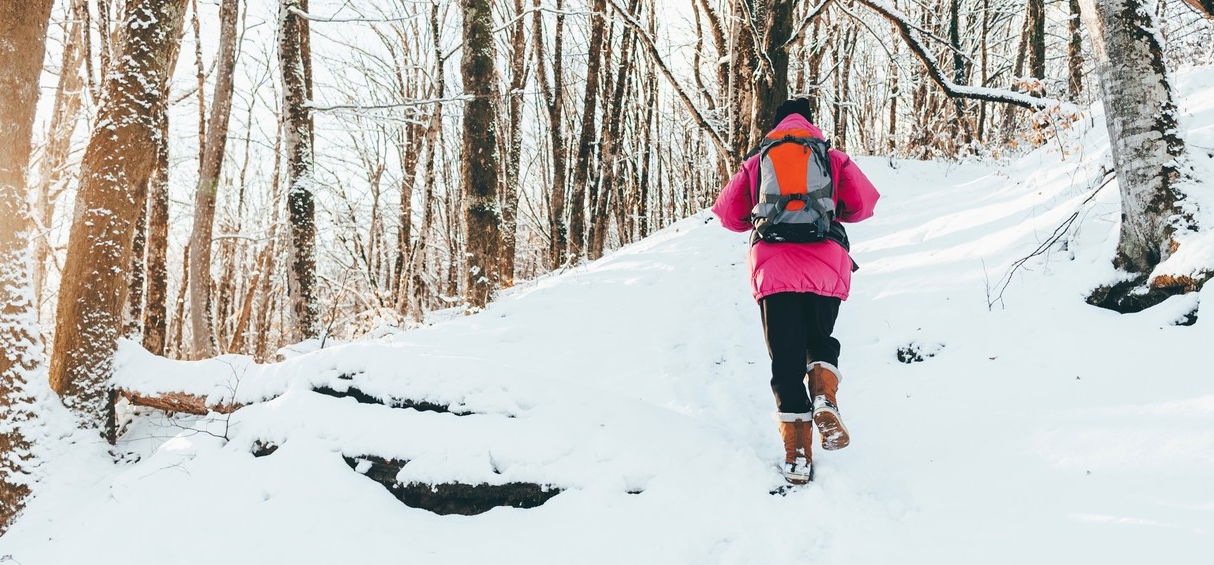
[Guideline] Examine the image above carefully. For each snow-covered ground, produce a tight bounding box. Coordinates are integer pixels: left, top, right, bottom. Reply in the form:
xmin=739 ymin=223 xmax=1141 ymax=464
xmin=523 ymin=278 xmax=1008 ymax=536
xmin=5 ymin=70 xmax=1214 ymax=564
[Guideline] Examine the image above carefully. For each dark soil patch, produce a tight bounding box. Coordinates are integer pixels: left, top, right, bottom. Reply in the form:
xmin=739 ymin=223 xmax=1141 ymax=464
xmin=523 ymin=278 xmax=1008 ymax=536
xmin=313 ymin=385 xmax=475 ymax=416
xmin=344 ymin=455 xmax=562 ymax=515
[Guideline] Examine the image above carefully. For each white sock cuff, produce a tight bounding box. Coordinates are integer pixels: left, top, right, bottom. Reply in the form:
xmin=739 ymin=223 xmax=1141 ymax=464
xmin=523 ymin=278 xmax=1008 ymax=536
xmin=808 ymin=361 xmax=842 ymax=383
xmin=776 ymin=411 xmax=812 ymax=422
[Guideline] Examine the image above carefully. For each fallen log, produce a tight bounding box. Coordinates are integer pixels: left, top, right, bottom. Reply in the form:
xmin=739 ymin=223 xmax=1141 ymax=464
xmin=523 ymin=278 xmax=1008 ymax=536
xmin=117 ymin=388 xmax=245 ymax=416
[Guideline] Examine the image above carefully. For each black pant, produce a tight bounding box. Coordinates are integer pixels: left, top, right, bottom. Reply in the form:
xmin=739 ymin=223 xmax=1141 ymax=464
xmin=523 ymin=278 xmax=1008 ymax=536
xmin=759 ymin=291 xmax=841 ymax=414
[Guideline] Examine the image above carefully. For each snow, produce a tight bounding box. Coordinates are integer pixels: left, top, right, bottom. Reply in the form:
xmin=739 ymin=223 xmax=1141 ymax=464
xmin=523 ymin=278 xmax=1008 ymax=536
xmin=5 ymin=68 xmax=1214 ymax=565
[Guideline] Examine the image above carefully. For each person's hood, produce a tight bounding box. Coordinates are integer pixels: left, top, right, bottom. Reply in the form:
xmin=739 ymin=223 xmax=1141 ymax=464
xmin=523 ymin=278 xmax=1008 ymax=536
xmin=767 ymin=113 xmax=825 ymax=139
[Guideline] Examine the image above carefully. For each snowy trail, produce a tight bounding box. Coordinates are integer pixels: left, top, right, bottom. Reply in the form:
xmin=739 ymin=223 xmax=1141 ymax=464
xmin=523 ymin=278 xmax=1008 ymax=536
xmin=5 ymin=71 xmax=1214 ymax=564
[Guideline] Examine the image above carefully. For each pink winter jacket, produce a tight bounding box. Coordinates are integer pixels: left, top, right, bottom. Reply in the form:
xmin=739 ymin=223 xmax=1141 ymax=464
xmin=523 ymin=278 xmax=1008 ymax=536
xmin=712 ymin=115 xmax=880 ymax=302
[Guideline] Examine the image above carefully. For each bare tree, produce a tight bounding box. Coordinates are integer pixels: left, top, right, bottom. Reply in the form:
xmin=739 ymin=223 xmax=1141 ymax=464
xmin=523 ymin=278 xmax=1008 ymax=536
xmin=31 ymin=0 xmax=88 ymax=315
xmin=533 ymin=0 xmax=568 ymax=269
xmin=0 ymin=0 xmax=54 ymax=534
xmin=568 ymin=0 xmax=607 ymax=261
xmin=142 ymin=117 xmax=171 ymax=356
xmin=280 ymin=0 xmax=319 ymax=339
xmin=460 ymin=0 xmax=504 ymax=308
xmin=1067 ymin=0 xmax=1084 ymax=99
xmin=49 ymin=0 xmax=189 ymax=426
xmin=186 ymin=0 xmax=240 ymax=358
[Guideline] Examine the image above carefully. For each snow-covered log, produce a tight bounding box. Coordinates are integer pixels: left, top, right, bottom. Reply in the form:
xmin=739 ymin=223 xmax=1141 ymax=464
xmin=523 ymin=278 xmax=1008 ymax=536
xmin=118 ymin=389 xmax=244 ymax=416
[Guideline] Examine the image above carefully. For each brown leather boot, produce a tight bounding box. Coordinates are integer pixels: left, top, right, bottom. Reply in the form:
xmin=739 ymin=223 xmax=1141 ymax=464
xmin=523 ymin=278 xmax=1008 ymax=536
xmin=808 ymin=362 xmax=850 ymax=450
xmin=777 ymin=413 xmax=814 ymax=484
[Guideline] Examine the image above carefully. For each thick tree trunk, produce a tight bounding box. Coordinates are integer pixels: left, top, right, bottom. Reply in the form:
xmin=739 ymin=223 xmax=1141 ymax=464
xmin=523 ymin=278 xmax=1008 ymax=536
xmin=187 ymin=0 xmax=240 ymax=358
xmin=749 ymin=0 xmax=798 ymax=143
xmin=568 ymin=0 xmax=607 ymax=260
xmin=142 ymin=117 xmax=171 ymax=356
xmin=279 ymin=0 xmax=319 ymax=339
xmin=1079 ymin=0 xmax=1190 ymax=274
xmin=49 ymin=0 xmax=188 ymax=427
xmin=460 ymin=0 xmax=503 ymax=308
xmin=0 ymin=0 xmax=54 ymax=534
xmin=728 ymin=0 xmax=758 ymax=159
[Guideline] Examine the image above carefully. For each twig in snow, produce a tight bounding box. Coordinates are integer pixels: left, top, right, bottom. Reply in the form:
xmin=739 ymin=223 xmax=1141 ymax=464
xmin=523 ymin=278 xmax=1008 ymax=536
xmin=987 ymin=172 xmax=1116 ymax=309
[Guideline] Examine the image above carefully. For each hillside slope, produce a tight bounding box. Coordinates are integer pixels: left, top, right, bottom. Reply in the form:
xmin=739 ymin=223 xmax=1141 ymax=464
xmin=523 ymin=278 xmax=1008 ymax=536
xmin=3 ymin=69 xmax=1213 ymax=564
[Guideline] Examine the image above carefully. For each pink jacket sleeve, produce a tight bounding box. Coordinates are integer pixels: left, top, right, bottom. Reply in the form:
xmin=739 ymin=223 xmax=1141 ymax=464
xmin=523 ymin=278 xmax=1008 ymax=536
xmin=711 ymin=161 xmax=756 ymax=233
xmin=832 ymin=152 xmax=880 ymax=223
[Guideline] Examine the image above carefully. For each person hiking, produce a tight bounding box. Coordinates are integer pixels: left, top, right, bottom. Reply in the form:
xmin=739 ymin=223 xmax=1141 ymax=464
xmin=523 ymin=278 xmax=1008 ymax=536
xmin=711 ymin=98 xmax=880 ymax=484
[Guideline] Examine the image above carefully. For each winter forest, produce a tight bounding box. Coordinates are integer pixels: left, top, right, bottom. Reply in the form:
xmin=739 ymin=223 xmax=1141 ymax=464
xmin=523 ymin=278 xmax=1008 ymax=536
xmin=2 ymin=0 xmax=1214 ymax=561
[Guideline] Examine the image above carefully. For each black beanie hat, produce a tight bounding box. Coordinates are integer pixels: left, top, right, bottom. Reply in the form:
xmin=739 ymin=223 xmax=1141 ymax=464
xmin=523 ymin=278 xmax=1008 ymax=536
xmin=771 ymin=98 xmax=813 ymax=130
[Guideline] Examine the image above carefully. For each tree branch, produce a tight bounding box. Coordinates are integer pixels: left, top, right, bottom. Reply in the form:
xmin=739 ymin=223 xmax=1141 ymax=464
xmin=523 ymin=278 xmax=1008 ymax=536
xmin=855 ymin=0 xmax=1056 ymax=109
xmin=604 ymin=0 xmax=734 ymax=162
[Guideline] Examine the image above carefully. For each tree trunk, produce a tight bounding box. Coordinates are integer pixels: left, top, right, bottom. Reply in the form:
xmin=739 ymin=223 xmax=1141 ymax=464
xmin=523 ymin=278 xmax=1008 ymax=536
xmin=534 ymin=0 xmax=568 ymax=269
xmin=1067 ymin=0 xmax=1084 ymax=99
xmin=497 ymin=0 xmax=528 ymax=285
xmin=279 ymin=0 xmax=319 ymax=340
xmin=1027 ymin=0 xmax=1046 ymax=92
xmin=142 ymin=117 xmax=171 ymax=356
xmin=460 ymin=0 xmax=503 ymax=308
xmin=749 ymin=0 xmax=798 ymax=142
xmin=125 ymin=190 xmax=148 ymax=337
xmin=31 ymin=0 xmax=88 ymax=317
xmin=568 ymin=0 xmax=607 ymax=260
xmin=0 ymin=0 xmax=54 ymax=534
xmin=727 ymin=0 xmax=758 ymax=160
xmin=49 ymin=0 xmax=188 ymax=427
xmin=1079 ymin=0 xmax=1190 ymax=274
xmin=187 ymin=0 xmax=240 ymax=359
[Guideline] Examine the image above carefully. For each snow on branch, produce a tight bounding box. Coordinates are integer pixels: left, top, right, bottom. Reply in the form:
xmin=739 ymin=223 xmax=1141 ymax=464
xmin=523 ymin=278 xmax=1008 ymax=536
xmin=287 ymin=7 xmax=421 ymax=24
xmin=855 ymin=0 xmax=1065 ymax=110
xmin=307 ymin=94 xmax=474 ymax=112
xmin=604 ymin=0 xmax=733 ymax=162
xmin=783 ymin=0 xmax=835 ymax=49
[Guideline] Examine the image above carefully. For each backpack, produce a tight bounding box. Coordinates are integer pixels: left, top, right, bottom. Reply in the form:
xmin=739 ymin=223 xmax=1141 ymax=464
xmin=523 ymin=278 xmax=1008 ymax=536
xmin=746 ymin=134 xmax=858 ymax=270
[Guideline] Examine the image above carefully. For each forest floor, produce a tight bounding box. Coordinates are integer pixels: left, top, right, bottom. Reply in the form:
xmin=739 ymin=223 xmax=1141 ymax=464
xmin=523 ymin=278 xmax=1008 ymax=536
xmin=3 ymin=68 xmax=1214 ymax=564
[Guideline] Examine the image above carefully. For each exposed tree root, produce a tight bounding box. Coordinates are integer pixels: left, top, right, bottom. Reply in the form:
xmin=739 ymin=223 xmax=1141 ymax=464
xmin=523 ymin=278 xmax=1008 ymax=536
xmin=1086 ymin=271 xmax=1210 ymax=314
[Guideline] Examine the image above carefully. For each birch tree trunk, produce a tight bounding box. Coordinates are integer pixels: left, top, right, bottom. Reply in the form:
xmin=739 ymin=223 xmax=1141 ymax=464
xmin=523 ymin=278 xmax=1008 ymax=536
xmin=0 ymin=0 xmax=54 ymax=534
xmin=187 ymin=0 xmax=240 ymax=358
xmin=1079 ymin=0 xmax=1190 ymax=274
xmin=460 ymin=0 xmax=503 ymax=308
xmin=279 ymin=0 xmax=319 ymax=339
xmin=49 ymin=0 xmax=188 ymax=427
